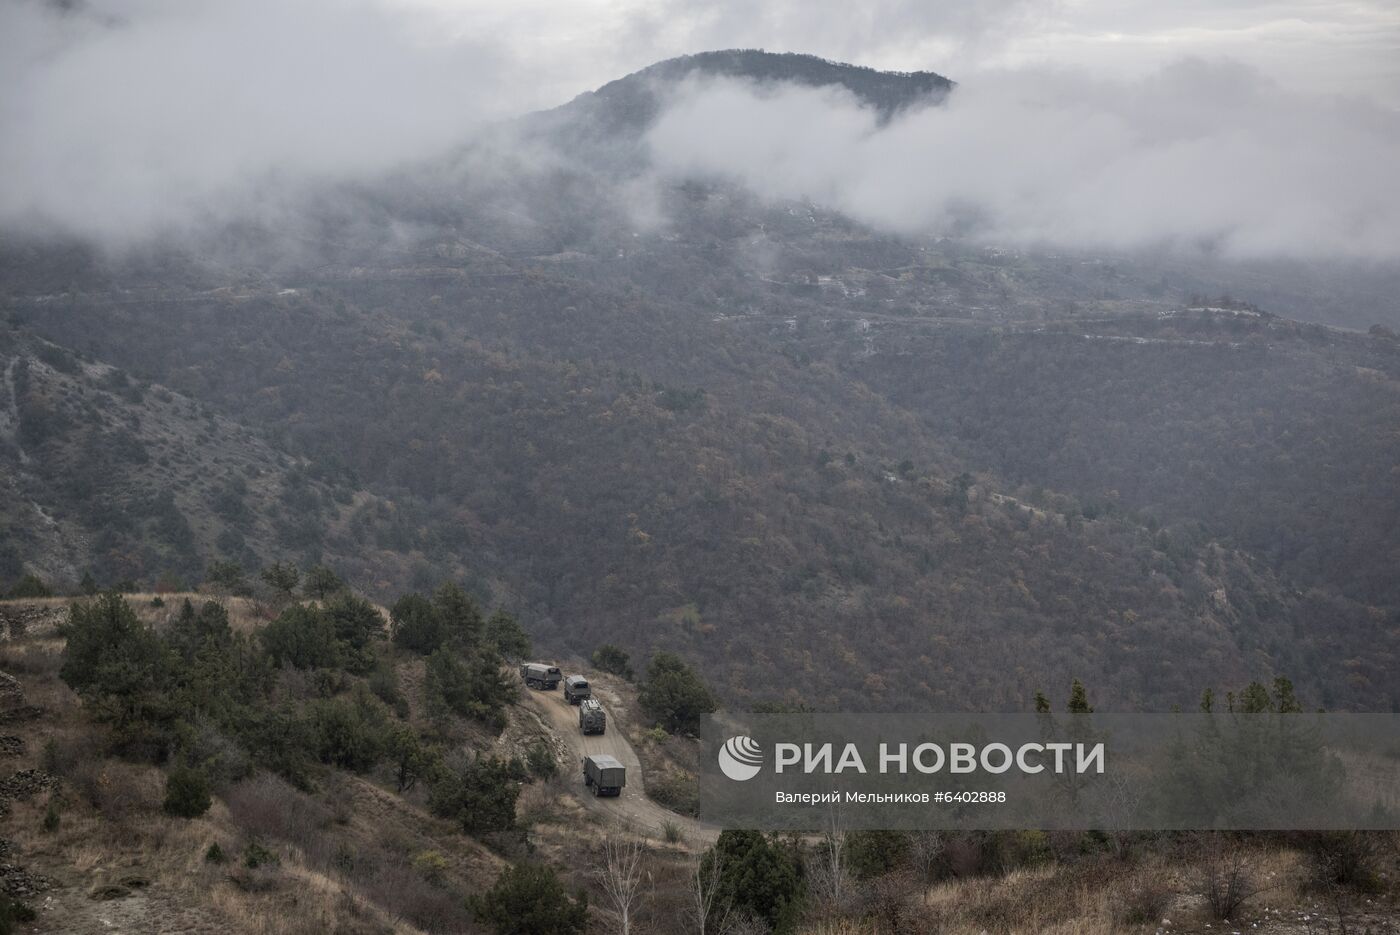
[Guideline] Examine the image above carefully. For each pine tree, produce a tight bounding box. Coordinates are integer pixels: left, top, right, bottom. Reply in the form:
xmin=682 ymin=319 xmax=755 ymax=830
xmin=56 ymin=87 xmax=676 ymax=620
xmin=1067 ymin=679 xmax=1093 ymax=714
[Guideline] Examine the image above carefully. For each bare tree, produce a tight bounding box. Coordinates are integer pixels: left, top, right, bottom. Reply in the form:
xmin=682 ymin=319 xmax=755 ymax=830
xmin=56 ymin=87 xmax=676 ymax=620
xmin=807 ymin=801 xmax=853 ymax=915
xmin=688 ymin=849 xmax=730 ymax=935
xmin=596 ymin=836 xmax=647 ymax=935
xmin=907 ymin=831 xmax=943 ymax=903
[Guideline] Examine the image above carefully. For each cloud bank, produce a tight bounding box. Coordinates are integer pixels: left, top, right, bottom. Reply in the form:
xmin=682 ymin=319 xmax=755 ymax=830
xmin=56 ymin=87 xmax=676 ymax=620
xmin=646 ymin=61 xmax=1400 ymax=259
xmin=0 ymin=0 xmax=509 ymax=241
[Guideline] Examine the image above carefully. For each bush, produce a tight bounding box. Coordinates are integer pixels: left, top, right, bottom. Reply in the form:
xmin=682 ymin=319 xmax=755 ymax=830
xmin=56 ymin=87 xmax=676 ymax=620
xmin=1302 ymin=831 xmax=1384 ymax=893
xmin=6 ymin=574 xmax=51 ymax=598
xmin=243 ymin=840 xmax=279 ymax=869
xmin=592 ymin=643 xmax=634 ymax=680
xmin=467 ymin=863 xmax=588 ymax=935
xmin=524 ymin=741 xmax=557 ymax=780
xmin=205 ymin=842 xmax=228 ymax=864
xmin=1114 ymin=878 xmax=1173 ymax=925
xmin=304 ymin=691 xmax=390 ymax=772
xmin=41 ymin=796 xmax=59 ymax=833
xmin=0 ymin=895 xmax=36 ymax=934
xmin=847 ymin=830 xmax=909 ymax=880
xmin=163 ymin=764 xmax=213 ymax=818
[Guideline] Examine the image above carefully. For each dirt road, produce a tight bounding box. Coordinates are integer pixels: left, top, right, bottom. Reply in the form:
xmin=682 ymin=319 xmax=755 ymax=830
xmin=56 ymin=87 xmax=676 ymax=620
xmin=516 ymin=683 xmax=718 ymax=846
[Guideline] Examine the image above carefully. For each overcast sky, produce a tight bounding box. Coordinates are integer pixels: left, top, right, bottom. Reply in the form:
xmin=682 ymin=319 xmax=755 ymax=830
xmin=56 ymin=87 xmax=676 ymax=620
xmin=3 ymin=0 xmax=1398 ymax=251
xmin=397 ymin=0 xmax=1400 ymax=109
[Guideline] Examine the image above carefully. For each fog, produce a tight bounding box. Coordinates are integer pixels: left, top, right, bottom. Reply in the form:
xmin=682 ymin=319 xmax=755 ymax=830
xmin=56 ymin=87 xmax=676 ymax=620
xmin=646 ymin=62 xmax=1400 ymax=260
xmin=0 ymin=0 xmax=510 ymax=241
xmin=4 ymin=1 xmax=1399 ymax=261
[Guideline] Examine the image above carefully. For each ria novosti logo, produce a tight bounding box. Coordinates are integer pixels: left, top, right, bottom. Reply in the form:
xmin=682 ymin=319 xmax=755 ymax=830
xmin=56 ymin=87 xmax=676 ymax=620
xmin=718 ymin=736 xmax=764 ymax=781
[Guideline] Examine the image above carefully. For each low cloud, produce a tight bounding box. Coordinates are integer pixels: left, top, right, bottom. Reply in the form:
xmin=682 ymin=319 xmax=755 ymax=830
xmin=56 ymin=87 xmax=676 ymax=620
xmin=646 ymin=61 xmax=1400 ymax=259
xmin=0 ymin=0 xmax=510 ymax=241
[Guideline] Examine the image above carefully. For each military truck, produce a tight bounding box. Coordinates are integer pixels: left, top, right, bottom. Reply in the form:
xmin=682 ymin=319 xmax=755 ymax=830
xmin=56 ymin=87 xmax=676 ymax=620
xmin=579 ymin=698 xmax=606 ymax=735
xmin=563 ymin=674 xmax=592 ymax=705
xmin=583 ymin=754 xmax=625 ymax=797
xmin=520 ymin=662 xmax=562 ymax=690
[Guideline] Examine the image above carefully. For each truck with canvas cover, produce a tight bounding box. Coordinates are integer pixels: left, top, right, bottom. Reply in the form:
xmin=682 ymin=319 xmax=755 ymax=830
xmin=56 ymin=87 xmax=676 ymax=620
xmin=579 ymin=698 xmax=606 ymax=735
xmin=583 ymin=754 xmax=625 ymax=796
xmin=563 ymin=674 xmax=592 ymax=704
xmin=520 ymin=662 xmax=562 ymax=690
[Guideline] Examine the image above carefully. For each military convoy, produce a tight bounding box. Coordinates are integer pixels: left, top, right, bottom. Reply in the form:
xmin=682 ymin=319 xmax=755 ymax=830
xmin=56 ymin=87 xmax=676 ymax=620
xmin=583 ymin=754 xmax=626 ymax=796
xmin=517 ymin=662 xmax=624 ymax=793
xmin=578 ymin=698 xmax=606 ymax=735
xmin=563 ymin=675 xmax=591 ymax=704
xmin=519 ymin=662 xmax=562 ymax=690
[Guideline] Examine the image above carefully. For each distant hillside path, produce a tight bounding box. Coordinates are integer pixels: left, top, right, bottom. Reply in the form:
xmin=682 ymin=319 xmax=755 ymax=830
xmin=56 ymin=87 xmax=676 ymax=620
xmin=517 ymin=685 xmax=718 ymax=846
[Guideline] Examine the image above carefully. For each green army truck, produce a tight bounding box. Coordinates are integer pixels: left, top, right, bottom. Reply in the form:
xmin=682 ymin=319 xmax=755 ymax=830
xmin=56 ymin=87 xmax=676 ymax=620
xmin=582 ymin=754 xmax=625 ymax=797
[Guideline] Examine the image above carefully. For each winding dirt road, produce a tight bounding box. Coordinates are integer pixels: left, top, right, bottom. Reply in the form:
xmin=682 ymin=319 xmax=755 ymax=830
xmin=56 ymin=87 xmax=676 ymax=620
xmin=516 ymin=682 xmax=718 ymax=846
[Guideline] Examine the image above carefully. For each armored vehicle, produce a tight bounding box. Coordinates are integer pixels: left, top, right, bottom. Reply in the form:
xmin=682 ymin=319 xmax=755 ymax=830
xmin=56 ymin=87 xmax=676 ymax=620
xmin=583 ymin=754 xmax=625 ymax=796
xmin=519 ymin=662 xmax=562 ymax=690
xmin=579 ymin=698 xmax=606 ymax=735
xmin=563 ymin=674 xmax=592 ymax=705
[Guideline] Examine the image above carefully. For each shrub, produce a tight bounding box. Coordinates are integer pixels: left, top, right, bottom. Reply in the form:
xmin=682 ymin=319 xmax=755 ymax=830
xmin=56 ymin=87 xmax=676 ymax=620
xmin=163 ymin=764 xmax=213 ymax=818
xmin=1302 ymin=831 xmax=1384 ymax=893
xmin=467 ymin=863 xmax=588 ymax=935
xmin=243 ymin=840 xmax=279 ymax=869
xmin=592 ymin=643 xmax=634 ymax=680
xmin=6 ymin=574 xmax=52 ymax=598
xmin=205 ymin=842 xmax=228 ymax=864
xmin=524 ymin=741 xmax=557 ymax=780
xmin=1199 ymin=840 xmax=1267 ymax=920
xmin=40 ymin=796 xmax=59 ymax=833
xmin=847 ymin=830 xmax=909 ymax=880
xmin=304 ymin=691 xmax=390 ymax=772
xmin=648 ymin=771 xmax=699 ymax=817
xmin=412 ymin=850 xmax=450 ymax=886
xmin=1114 ymin=878 xmax=1173 ymax=925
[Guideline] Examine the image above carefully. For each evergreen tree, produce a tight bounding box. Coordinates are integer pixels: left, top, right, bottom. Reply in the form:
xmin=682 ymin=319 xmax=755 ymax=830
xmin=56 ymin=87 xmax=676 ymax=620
xmin=484 ymin=609 xmax=531 ymax=660
xmin=639 ymin=652 xmax=716 ymax=735
xmin=59 ymin=593 xmax=177 ymax=757
xmin=433 ymin=581 xmax=483 ymax=648
xmin=259 ymin=604 xmax=341 ymax=669
xmin=389 ymin=592 xmax=442 ymax=655
xmin=163 ymin=764 xmax=212 ymax=818
xmin=702 ymin=831 xmax=804 ymax=933
xmin=302 ymin=564 xmax=344 ymax=600
xmin=1067 ymin=679 xmax=1093 ymax=714
xmin=260 ymin=561 xmax=300 ymax=599
xmin=430 ymin=756 xmax=519 ymax=834
xmin=467 ymin=863 xmax=588 ymax=935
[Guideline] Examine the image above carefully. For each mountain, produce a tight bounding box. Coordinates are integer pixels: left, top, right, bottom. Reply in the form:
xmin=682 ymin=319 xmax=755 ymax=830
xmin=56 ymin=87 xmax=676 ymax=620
xmin=1 ymin=54 xmax=1397 ymax=712
xmin=547 ymin=49 xmax=952 ymax=134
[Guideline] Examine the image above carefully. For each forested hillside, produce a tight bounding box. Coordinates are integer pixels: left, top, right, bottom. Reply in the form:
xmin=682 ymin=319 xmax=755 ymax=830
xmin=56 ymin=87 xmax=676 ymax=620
xmin=2 ymin=51 xmax=1398 ymax=713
